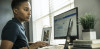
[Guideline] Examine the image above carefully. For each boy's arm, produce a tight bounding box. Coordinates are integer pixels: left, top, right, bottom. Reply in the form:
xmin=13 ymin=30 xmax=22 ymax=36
xmin=0 ymin=40 xmax=14 ymax=49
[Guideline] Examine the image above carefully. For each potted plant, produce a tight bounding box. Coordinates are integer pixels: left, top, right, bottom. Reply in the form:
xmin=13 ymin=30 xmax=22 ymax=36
xmin=80 ymin=13 xmax=96 ymax=40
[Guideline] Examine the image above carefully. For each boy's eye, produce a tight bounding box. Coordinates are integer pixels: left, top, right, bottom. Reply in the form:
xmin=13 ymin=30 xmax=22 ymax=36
xmin=24 ymin=8 xmax=28 ymax=11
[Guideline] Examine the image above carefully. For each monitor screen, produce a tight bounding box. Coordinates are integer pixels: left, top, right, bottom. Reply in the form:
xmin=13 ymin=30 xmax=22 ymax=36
xmin=54 ymin=7 xmax=78 ymax=39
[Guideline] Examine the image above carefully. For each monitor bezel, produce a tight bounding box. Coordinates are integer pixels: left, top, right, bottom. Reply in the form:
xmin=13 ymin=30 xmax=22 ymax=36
xmin=54 ymin=7 xmax=79 ymax=39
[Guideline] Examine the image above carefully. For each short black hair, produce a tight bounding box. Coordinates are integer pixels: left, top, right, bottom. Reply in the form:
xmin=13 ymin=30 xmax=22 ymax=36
xmin=11 ymin=0 xmax=28 ymax=9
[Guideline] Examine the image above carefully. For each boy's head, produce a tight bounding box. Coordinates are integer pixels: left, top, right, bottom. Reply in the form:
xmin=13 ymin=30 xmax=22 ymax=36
xmin=11 ymin=0 xmax=28 ymax=9
xmin=11 ymin=0 xmax=31 ymax=22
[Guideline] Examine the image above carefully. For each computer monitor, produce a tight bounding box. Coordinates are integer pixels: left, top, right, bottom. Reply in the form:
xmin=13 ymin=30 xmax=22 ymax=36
xmin=54 ymin=7 xmax=78 ymax=40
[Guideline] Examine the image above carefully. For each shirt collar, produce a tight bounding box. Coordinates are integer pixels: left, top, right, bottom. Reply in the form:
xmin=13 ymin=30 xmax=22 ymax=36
xmin=12 ymin=18 xmax=25 ymax=30
xmin=12 ymin=18 xmax=22 ymax=26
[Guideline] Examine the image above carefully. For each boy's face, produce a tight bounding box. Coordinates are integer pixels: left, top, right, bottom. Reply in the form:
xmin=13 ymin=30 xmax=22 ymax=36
xmin=14 ymin=1 xmax=31 ymax=22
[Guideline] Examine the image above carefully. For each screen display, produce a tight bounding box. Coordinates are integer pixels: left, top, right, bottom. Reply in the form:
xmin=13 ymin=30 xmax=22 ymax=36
xmin=54 ymin=7 xmax=78 ymax=39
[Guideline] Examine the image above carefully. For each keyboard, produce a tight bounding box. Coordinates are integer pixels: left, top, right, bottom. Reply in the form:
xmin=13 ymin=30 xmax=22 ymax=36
xmin=38 ymin=45 xmax=64 ymax=49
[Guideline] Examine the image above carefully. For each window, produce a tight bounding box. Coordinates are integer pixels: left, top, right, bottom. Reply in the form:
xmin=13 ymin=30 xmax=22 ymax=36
xmin=31 ymin=0 xmax=74 ymax=42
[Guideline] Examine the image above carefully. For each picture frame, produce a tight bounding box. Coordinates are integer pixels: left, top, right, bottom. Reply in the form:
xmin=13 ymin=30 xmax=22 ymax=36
xmin=41 ymin=27 xmax=52 ymax=44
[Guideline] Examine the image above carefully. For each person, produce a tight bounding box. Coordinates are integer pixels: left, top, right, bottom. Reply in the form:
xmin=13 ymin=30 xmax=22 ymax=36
xmin=0 ymin=0 xmax=48 ymax=49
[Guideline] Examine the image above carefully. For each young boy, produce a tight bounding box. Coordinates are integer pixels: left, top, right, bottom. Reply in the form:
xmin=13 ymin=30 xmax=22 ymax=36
xmin=0 ymin=0 xmax=48 ymax=49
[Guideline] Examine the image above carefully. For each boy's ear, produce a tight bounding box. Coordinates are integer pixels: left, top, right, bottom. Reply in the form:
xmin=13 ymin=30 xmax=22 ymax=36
xmin=13 ymin=8 xmax=18 ymax=14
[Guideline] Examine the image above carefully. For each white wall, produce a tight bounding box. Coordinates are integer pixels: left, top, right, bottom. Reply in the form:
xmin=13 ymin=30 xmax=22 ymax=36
xmin=74 ymin=0 xmax=100 ymax=39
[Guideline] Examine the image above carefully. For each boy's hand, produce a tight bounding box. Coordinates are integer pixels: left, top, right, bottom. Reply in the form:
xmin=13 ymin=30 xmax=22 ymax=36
xmin=30 ymin=41 xmax=49 ymax=49
xmin=35 ymin=41 xmax=48 ymax=48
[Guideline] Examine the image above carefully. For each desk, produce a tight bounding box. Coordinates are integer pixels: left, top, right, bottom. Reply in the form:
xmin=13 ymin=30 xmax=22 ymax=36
xmin=38 ymin=45 xmax=64 ymax=49
xmin=72 ymin=47 xmax=100 ymax=49
xmin=38 ymin=45 xmax=100 ymax=49
xmin=38 ymin=45 xmax=73 ymax=49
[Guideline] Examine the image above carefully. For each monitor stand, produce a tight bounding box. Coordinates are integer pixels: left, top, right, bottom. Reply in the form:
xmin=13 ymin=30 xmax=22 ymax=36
xmin=64 ymin=18 xmax=73 ymax=49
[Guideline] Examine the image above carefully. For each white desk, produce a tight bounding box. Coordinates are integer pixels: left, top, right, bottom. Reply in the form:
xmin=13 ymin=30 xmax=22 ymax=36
xmin=38 ymin=45 xmax=100 ymax=49
xmin=38 ymin=45 xmax=64 ymax=49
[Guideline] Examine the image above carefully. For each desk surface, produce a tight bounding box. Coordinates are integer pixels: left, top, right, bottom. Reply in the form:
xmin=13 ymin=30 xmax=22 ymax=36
xmin=38 ymin=45 xmax=64 ymax=49
xmin=72 ymin=47 xmax=100 ymax=49
xmin=68 ymin=45 xmax=100 ymax=49
xmin=38 ymin=45 xmax=100 ymax=49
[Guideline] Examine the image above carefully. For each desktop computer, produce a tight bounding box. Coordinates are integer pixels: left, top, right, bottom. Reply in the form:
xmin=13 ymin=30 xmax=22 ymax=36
xmin=40 ymin=7 xmax=79 ymax=49
xmin=54 ymin=7 xmax=78 ymax=39
xmin=54 ymin=7 xmax=78 ymax=49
